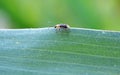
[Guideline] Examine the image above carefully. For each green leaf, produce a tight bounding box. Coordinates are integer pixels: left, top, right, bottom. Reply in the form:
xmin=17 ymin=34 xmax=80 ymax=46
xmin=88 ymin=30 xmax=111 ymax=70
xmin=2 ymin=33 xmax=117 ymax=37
xmin=0 ymin=27 xmax=120 ymax=75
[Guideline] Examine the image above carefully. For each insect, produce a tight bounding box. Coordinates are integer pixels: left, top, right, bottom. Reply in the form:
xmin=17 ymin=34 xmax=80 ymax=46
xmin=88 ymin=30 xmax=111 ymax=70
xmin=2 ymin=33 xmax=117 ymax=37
xmin=55 ymin=24 xmax=70 ymax=30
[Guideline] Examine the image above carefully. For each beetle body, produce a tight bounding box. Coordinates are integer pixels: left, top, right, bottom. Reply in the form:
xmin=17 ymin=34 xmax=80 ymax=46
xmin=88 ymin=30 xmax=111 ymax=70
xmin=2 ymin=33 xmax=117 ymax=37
xmin=55 ymin=24 xmax=70 ymax=30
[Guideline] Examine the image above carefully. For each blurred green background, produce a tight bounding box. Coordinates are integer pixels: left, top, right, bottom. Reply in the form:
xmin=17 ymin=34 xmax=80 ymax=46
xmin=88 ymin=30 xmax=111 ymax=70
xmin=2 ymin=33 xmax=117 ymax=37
xmin=0 ymin=0 xmax=120 ymax=30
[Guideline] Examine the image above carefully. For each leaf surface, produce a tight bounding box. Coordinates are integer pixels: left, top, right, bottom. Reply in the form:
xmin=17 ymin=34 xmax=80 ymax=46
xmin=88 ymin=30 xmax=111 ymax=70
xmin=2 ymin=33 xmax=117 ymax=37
xmin=0 ymin=28 xmax=120 ymax=75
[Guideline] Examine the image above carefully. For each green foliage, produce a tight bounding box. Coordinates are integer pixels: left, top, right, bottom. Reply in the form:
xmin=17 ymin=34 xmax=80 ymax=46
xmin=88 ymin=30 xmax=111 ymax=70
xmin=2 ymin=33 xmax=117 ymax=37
xmin=0 ymin=28 xmax=120 ymax=75
xmin=0 ymin=0 xmax=120 ymax=30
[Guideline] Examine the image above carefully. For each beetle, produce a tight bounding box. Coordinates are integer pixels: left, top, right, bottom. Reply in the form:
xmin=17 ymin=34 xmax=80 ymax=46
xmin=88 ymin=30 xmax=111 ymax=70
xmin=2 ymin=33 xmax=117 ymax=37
xmin=55 ymin=24 xmax=70 ymax=30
